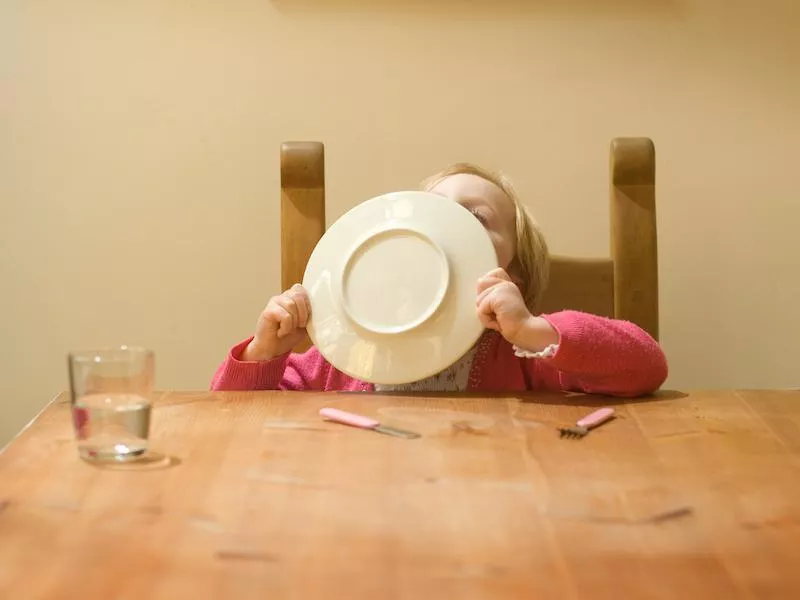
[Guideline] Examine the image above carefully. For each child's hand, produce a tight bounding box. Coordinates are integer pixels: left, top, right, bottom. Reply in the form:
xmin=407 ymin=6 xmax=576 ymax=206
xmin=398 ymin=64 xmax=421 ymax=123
xmin=476 ymin=268 xmax=559 ymax=352
xmin=242 ymin=284 xmax=311 ymax=361
xmin=476 ymin=268 xmax=533 ymax=343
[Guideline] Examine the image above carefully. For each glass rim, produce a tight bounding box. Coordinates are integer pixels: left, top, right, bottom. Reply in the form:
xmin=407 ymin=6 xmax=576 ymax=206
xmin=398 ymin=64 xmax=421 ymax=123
xmin=68 ymin=345 xmax=154 ymax=363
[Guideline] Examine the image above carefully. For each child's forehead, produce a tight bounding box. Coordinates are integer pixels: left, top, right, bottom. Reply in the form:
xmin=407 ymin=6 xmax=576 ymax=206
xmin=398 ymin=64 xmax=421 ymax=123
xmin=430 ymin=173 xmax=515 ymax=214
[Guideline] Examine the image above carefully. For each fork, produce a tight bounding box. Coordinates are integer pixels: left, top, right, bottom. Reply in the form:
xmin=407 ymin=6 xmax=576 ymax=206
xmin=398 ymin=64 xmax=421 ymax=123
xmin=558 ymin=407 xmax=615 ymax=438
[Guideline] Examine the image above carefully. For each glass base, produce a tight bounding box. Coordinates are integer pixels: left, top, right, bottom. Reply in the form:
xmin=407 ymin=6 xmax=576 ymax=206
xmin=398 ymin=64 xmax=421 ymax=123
xmin=78 ymin=444 xmax=148 ymax=463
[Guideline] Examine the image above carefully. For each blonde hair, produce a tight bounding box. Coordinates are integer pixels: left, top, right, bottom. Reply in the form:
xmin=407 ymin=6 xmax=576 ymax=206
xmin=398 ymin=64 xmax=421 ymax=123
xmin=421 ymin=163 xmax=550 ymax=313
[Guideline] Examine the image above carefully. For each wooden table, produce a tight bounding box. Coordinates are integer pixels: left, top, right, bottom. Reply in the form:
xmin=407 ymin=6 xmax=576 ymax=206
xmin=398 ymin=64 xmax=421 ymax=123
xmin=1 ymin=390 xmax=799 ymax=599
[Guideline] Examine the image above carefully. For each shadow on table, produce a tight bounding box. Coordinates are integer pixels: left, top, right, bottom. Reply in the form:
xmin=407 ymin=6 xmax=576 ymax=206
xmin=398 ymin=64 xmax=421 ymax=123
xmin=364 ymin=389 xmax=688 ymax=406
xmin=518 ymin=389 xmax=689 ymax=406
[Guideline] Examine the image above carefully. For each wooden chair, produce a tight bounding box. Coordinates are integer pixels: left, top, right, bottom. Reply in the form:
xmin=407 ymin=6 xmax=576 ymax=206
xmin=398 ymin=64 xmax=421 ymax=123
xmin=280 ymin=138 xmax=658 ymax=342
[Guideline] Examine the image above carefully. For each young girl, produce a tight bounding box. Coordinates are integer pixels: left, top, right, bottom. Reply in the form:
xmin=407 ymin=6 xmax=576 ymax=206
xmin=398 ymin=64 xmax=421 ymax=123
xmin=211 ymin=164 xmax=667 ymax=397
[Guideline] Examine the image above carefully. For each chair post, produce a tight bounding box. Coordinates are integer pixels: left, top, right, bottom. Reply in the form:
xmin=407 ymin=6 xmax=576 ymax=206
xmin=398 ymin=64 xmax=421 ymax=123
xmin=609 ymin=138 xmax=659 ymax=340
xmin=280 ymin=142 xmax=326 ymax=291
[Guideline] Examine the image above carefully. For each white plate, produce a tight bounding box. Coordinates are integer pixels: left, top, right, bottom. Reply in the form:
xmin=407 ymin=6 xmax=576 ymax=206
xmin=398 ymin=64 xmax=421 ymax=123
xmin=303 ymin=191 xmax=497 ymax=385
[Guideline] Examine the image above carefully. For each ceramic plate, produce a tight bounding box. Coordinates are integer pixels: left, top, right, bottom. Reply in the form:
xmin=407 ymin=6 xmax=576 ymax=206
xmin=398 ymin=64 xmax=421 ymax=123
xmin=303 ymin=191 xmax=497 ymax=385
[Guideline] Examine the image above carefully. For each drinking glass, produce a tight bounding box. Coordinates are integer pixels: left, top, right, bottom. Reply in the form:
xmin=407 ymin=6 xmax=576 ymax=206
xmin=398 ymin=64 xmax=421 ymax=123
xmin=68 ymin=346 xmax=155 ymax=462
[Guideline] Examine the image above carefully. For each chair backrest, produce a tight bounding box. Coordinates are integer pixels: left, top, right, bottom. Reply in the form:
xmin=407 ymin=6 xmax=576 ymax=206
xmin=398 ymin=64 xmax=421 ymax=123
xmin=279 ymin=138 xmax=658 ymax=341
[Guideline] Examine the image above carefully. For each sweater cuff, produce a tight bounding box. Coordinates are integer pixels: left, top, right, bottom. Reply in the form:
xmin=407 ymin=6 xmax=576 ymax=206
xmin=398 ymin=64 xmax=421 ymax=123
xmin=513 ymin=343 xmax=559 ymax=359
xmin=221 ymin=337 xmax=290 ymax=389
xmin=536 ymin=312 xmax=588 ymax=365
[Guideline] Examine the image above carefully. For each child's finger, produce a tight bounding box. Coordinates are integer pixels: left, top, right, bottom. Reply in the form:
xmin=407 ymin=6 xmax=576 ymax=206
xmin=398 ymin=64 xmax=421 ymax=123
xmin=483 ymin=267 xmax=512 ymax=282
xmin=263 ymin=305 xmax=290 ymax=337
xmin=477 ymin=306 xmax=493 ymax=328
xmin=273 ymin=297 xmax=299 ymax=336
xmin=477 ymin=269 xmax=516 ymax=294
xmin=289 ymin=283 xmax=308 ymax=300
xmin=289 ymin=284 xmax=312 ymax=328
xmin=477 ymin=294 xmax=499 ymax=328
xmin=289 ymin=290 xmax=309 ymax=328
xmin=278 ymin=310 xmax=294 ymax=338
xmin=477 ymin=276 xmax=503 ymax=295
xmin=476 ymin=283 xmax=502 ymax=307
xmin=303 ymin=294 xmax=312 ymax=324
xmin=477 ymin=308 xmax=501 ymax=332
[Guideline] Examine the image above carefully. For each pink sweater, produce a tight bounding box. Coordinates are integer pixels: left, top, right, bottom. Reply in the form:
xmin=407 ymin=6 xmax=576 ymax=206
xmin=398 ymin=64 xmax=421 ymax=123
xmin=211 ymin=311 xmax=668 ymax=398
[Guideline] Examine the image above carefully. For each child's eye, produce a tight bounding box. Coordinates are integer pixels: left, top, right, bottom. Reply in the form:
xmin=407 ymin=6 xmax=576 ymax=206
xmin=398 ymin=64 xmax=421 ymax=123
xmin=469 ymin=208 xmax=489 ymax=225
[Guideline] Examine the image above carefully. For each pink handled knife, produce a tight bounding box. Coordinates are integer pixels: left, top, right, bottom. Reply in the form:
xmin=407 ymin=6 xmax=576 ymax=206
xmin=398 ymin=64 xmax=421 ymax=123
xmin=319 ymin=408 xmax=420 ymax=439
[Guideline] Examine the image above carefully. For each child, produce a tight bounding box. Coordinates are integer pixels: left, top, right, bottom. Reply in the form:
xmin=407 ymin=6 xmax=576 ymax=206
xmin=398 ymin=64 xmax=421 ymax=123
xmin=211 ymin=163 xmax=667 ymax=397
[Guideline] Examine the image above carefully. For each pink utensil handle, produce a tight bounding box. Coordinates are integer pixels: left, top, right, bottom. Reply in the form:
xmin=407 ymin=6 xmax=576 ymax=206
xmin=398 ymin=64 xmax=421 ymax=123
xmin=576 ymin=407 xmax=615 ymax=429
xmin=319 ymin=408 xmax=380 ymax=430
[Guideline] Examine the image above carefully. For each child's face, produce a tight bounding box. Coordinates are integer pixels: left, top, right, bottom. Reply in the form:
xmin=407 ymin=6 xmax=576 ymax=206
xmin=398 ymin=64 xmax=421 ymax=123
xmin=428 ymin=174 xmax=517 ymax=272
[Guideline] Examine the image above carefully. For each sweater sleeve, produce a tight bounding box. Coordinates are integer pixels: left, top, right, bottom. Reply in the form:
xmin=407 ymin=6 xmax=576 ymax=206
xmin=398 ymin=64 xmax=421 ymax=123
xmin=528 ymin=311 xmax=668 ymax=397
xmin=210 ymin=337 xmax=333 ymax=391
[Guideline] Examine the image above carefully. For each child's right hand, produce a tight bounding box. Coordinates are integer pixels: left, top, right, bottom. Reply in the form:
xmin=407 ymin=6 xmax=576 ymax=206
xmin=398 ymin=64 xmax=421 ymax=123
xmin=241 ymin=284 xmax=311 ymax=361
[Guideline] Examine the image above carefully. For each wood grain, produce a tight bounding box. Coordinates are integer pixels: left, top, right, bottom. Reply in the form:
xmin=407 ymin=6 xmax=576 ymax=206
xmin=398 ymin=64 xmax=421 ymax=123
xmin=280 ymin=142 xmax=325 ymax=353
xmin=610 ymin=137 xmax=659 ymax=340
xmin=2 ymin=389 xmax=799 ymax=599
xmin=280 ymin=141 xmax=325 ymax=292
xmin=538 ymin=256 xmax=614 ymax=318
xmin=468 ymin=136 xmax=658 ymax=338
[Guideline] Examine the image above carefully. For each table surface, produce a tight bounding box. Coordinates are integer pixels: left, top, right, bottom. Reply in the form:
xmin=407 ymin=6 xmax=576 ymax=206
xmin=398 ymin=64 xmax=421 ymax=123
xmin=1 ymin=389 xmax=799 ymax=599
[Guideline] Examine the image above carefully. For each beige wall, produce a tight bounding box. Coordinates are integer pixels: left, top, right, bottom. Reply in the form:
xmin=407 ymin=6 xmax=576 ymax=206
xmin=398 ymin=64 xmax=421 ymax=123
xmin=2 ymin=0 xmax=798 ymax=446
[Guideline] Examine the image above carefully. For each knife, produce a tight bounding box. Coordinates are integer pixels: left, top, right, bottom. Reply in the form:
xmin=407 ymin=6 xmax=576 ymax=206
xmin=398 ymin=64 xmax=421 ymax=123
xmin=319 ymin=407 xmax=420 ymax=439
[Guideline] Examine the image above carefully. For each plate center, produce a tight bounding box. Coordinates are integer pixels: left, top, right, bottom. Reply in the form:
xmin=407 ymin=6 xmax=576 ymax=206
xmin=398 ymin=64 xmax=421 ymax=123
xmin=341 ymin=228 xmax=449 ymax=334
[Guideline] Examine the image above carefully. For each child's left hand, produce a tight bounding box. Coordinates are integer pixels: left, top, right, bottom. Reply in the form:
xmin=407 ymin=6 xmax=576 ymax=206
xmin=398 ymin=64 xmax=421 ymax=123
xmin=476 ymin=268 xmax=559 ymax=352
xmin=476 ymin=268 xmax=533 ymax=343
